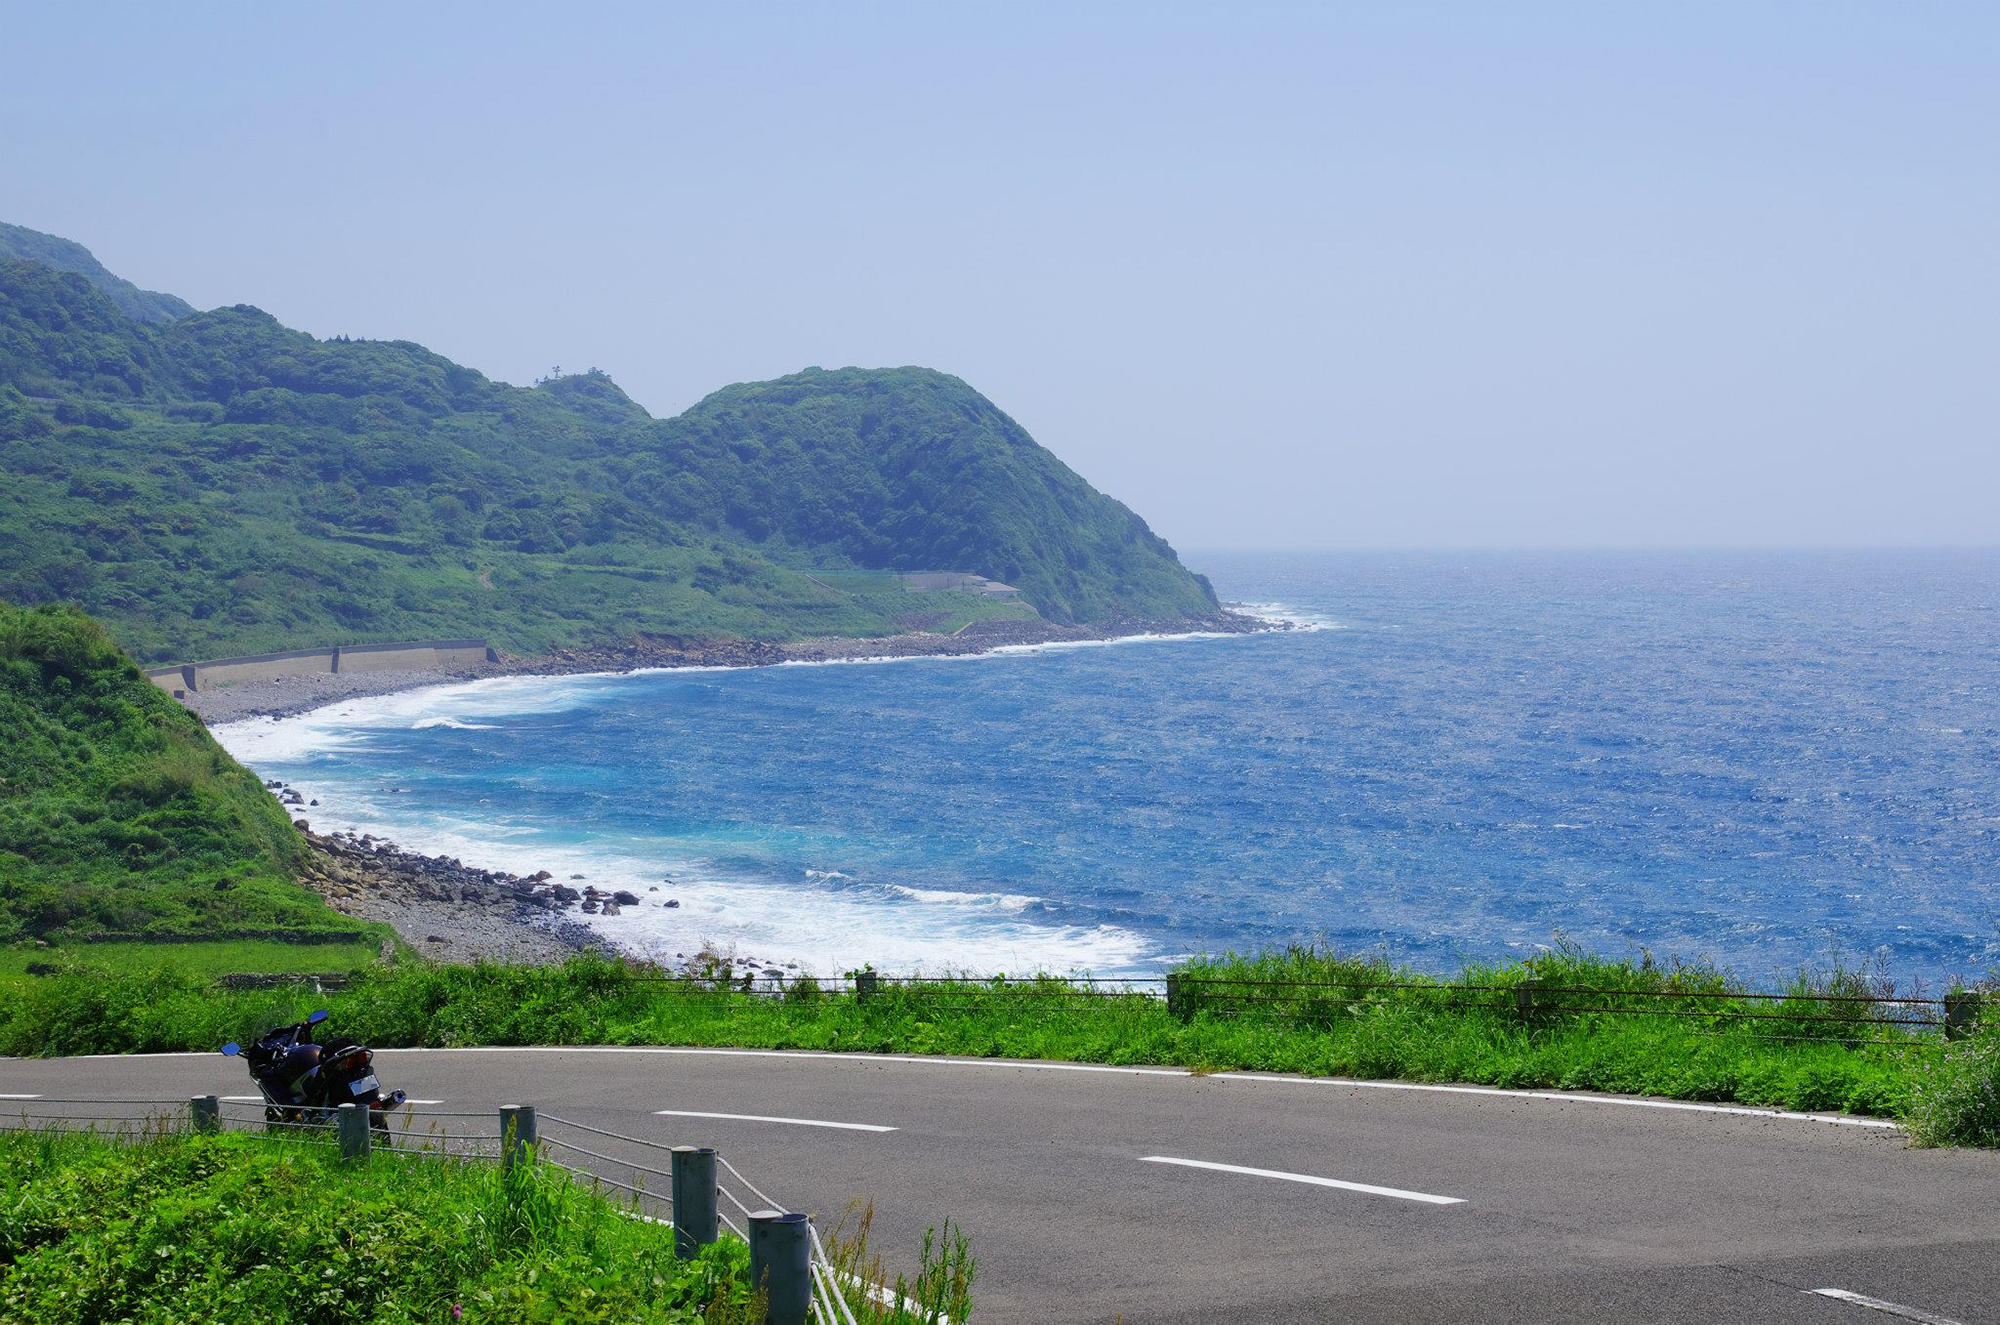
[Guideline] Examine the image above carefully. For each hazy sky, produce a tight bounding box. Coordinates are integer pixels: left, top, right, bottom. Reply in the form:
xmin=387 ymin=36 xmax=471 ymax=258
xmin=5 ymin=3 xmax=1995 ymax=550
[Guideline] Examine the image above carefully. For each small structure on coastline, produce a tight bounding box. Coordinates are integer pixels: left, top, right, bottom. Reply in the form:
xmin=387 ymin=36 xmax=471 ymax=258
xmin=900 ymin=571 xmax=1021 ymax=600
xmin=143 ymin=638 xmax=497 ymax=699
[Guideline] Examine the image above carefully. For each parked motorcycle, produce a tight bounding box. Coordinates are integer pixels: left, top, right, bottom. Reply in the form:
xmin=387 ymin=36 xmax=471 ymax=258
xmin=223 ymin=1010 xmax=408 ymax=1133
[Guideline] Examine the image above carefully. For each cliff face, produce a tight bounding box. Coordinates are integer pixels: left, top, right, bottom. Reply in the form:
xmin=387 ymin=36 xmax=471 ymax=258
xmin=0 ymin=226 xmax=1224 ymax=656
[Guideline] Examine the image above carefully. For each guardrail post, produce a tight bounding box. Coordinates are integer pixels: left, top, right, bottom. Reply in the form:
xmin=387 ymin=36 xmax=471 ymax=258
xmin=336 ymin=1103 xmax=371 ymax=1161
xmin=748 ymin=1210 xmax=811 ymax=1325
xmin=1515 ymin=980 xmax=1536 ymax=1024
xmin=499 ymin=1105 xmax=537 ymax=1171
xmin=1944 ymin=991 xmax=1982 ymax=1041
xmin=1165 ymin=973 xmax=1187 ymax=1022
xmin=855 ymin=970 xmax=879 ymax=1002
xmin=190 ymin=1095 xmax=219 ymax=1135
xmin=671 ymin=1146 xmax=719 ymax=1257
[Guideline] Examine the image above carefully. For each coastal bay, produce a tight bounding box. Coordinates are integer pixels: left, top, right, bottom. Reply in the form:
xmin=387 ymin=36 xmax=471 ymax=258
xmin=212 ymin=550 xmax=2000 ymax=988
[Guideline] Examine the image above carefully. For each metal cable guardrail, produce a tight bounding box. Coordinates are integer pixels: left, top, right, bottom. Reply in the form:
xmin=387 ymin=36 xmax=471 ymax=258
xmin=540 ymin=1114 xmax=679 ymax=1149
xmin=717 ymin=1152 xmax=780 ymax=1212
xmin=6 ymin=1096 xmax=193 ymax=1105
xmin=2 ymin=1113 xmax=164 ymax=1126
xmin=536 ymin=1112 xmax=866 ymax=1322
xmin=540 ymin=1134 xmax=678 ymax=1184
xmin=545 ymin=1163 xmax=659 ymax=1203
xmin=541 ymin=963 xmax=1986 ymax=1047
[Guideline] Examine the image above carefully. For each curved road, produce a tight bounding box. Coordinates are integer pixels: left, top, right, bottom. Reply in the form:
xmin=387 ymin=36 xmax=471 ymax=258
xmin=5 ymin=1047 xmax=1997 ymax=1323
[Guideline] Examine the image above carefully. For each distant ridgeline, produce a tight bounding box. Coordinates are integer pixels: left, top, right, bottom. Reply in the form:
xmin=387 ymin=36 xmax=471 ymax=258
xmin=0 ymin=222 xmax=1222 ymax=664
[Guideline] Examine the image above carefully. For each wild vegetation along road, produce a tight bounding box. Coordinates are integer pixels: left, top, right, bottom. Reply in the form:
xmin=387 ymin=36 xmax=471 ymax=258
xmin=6 ymin=1048 xmax=1997 ymax=1324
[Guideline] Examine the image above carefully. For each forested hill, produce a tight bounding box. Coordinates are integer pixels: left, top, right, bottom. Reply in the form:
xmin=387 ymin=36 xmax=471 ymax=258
xmin=0 ymin=225 xmax=1221 ymax=663
xmin=648 ymin=368 xmax=1218 ymax=624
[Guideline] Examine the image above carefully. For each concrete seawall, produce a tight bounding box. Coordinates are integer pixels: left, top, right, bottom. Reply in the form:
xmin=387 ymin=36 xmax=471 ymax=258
xmin=145 ymin=639 xmax=494 ymax=696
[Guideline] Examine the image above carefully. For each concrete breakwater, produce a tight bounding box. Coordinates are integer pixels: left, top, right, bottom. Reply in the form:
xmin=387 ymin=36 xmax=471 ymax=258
xmin=146 ymin=639 xmax=496 ymax=696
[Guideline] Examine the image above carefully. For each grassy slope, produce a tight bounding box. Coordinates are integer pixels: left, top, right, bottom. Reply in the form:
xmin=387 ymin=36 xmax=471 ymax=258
xmin=0 ymin=237 xmax=1219 ymax=660
xmin=0 ymin=938 xmax=380 ymax=982
xmin=0 ymin=1127 xmax=974 ymax=1323
xmin=0 ymin=601 xmax=373 ymax=945
xmin=0 ymin=1129 xmax=755 ymax=1324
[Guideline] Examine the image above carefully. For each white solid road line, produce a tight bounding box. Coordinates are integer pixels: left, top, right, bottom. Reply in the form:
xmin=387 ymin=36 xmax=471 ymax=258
xmin=654 ymin=1108 xmax=896 ymax=1133
xmin=429 ymin=1044 xmax=1189 ymax=1077
xmin=33 ymin=1044 xmax=1903 ymax=1130
xmin=0 ymin=1093 xmax=41 ymax=1099
xmin=1808 ymin=1288 xmax=1968 ymax=1324
xmin=1140 ymin=1155 xmax=1465 ymax=1205
xmin=1214 ymin=1073 xmax=1904 ymax=1129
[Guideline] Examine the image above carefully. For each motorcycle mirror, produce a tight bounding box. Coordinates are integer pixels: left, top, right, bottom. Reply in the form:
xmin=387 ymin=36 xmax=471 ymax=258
xmin=307 ymin=1010 xmax=330 ymax=1026
xmin=221 ymin=1042 xmax=241 ymax=1056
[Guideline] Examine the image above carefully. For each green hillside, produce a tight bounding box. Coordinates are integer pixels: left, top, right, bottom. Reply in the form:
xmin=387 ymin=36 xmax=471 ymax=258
xmin=649 ymin=368 xmax=1218 ymax=624
xmin=0 ymin=225 xmax=1221 ymax=662
xmin=0 ymin=601 xmax=355 ymax=941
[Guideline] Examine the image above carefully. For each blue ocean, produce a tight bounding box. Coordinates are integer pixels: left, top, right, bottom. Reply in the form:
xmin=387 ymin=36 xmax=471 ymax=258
xmin=216 ymin=551 xmax=2000 ymax=987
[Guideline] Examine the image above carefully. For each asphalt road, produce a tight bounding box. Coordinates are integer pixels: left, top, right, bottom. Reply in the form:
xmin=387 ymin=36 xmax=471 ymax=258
xmin=5 ymin=1046 xmax=1997 ymax=1323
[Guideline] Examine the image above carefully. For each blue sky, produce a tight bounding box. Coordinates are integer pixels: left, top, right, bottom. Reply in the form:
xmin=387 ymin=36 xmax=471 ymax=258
xmin=5 ymin=2 xmax=1994 ymax=549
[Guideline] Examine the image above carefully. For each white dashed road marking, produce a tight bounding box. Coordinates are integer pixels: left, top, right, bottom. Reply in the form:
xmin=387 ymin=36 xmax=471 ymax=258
xmin=654 ymin=1108 xmax=896 ymax=1133
xmin=1808 ymin=1288 xmax=1967 ymax=1324
xmin=1139 ymin=1155 xmax=1465 ymax=1205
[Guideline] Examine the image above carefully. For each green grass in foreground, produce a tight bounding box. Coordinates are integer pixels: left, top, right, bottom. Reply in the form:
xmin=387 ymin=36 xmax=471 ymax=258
xmin=6 ymin=946 xmax=1995 ymax=1147
xmin=0 ymin=1128 xmax=976 ymax=1325
xmin=0 ymin=1127 xmax=751 ymax=1324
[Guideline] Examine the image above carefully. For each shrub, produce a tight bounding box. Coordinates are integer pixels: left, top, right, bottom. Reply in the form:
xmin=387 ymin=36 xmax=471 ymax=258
xmin=1904 ymin=1030 xmax=2000 ymax=1148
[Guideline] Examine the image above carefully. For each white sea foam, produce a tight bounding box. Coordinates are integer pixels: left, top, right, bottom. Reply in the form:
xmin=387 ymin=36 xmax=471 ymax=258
xmin=1231 ymin=600 xmax=1343 ymax=632
xmin=411 ymin=716 xmax=499 ymax=730
xmin=887 ymin=883 xmax=1042 ymax=911
xmin=210 ymin=744 xmax=1155 ymax=976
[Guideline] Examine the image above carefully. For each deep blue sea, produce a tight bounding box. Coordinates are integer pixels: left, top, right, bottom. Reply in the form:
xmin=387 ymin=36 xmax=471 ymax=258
xmin=216 ymin=551 xmax=2000 ymax=987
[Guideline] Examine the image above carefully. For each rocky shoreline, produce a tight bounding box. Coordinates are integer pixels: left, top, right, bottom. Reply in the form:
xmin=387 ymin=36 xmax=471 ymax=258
xmin=289 ymin=812 xmax=798 ymax=974
xmin=297 ymin=825 xmax=605 ymax=965
xmin=298 ymin=822 xmax=776 ymax=969
xmin=187 ymin=610 xmax=1278 ymax=725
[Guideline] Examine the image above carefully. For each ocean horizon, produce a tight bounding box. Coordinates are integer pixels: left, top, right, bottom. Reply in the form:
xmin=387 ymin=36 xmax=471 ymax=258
xmin=214 ymin=548 xmax=2000 ymax=989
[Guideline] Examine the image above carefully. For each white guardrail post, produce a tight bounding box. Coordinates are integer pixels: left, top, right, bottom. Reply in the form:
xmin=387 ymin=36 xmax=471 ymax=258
xmin=671 ymin=1145 xmax=719 ymax=1256
xmin=500 ymin=1105 xmax=538 ymax=1171
xmin=336 ymin=1103 xmax=371 ymax=1161
xmin=1944 ymin=991 xmax=1982 ymax=1041
xmin=749 ymin=1210 xmax=812 ymax=1325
